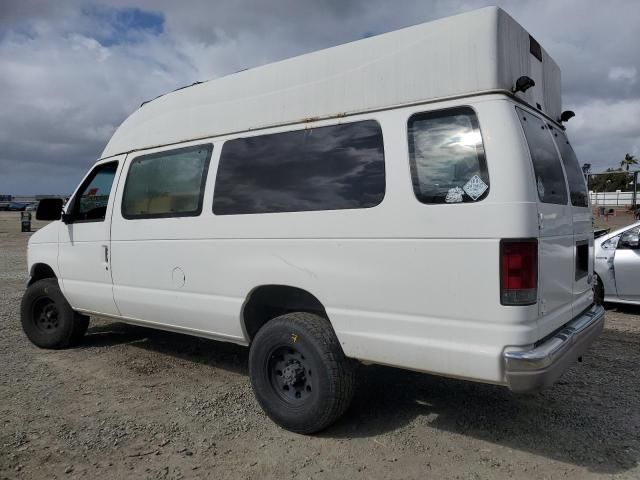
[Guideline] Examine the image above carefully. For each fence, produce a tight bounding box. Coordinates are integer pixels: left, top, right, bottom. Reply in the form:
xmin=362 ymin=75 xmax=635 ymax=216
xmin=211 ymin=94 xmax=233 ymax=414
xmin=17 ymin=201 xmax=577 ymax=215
xmin=589 ymin=191 xmax=635 ymax=207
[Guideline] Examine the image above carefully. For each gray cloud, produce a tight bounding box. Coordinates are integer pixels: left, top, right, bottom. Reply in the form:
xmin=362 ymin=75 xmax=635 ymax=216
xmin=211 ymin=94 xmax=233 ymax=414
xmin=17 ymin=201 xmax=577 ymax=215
xmin=0 ymin=0 xmax=639 ymax=195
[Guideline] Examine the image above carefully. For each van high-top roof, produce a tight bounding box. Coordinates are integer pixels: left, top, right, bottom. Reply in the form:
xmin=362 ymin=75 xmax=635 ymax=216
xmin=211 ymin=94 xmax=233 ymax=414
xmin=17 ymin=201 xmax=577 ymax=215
xmin=102 ymin=6 xmax=561 ymax=159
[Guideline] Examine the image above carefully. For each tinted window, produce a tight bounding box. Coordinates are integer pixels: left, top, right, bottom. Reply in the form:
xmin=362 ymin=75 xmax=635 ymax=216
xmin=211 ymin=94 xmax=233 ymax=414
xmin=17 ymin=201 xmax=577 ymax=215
xmin=517 ymin=108 xmax=568 ymax=205
xmin=407 ymin=107 xmax=489 ymax=204
xmin=212 ymin=120 xmax=385 ymax=215
xmin=73 ymin=162 xmax=118 ymax=222
xmin=550 ymin=127 xmax=589 ymax=207
xmin=122 ymin=144 xmax=212 ymax=219
xmin=619 ymin=226 xmax=640 ymax=249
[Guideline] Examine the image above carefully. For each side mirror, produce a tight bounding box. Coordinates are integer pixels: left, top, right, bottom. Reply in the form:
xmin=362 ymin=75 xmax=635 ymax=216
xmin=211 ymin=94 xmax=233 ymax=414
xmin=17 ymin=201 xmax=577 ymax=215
xmin=620 ymin=234 xmax=640 ymax=249
xmin=36 ymin=198 xmax=64 ymax=221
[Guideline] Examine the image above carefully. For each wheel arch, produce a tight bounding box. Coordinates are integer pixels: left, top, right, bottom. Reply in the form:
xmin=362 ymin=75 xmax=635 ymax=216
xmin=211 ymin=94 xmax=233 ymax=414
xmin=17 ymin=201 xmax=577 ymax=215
xmin=241 ymin=284 xmax=329 ymax=342
xmin=28 ymin=263 xmax=57 ymax=286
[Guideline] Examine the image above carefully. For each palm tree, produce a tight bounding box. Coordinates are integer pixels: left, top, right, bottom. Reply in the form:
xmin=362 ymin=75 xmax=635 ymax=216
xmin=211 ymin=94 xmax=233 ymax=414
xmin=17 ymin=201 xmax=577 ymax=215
xmin=620 ymin=153 xmax=638 ymax=171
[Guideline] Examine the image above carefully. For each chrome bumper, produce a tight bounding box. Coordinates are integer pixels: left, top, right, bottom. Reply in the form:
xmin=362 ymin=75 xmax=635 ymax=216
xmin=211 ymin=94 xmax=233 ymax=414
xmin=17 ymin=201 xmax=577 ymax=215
xmin=503 ymin=304 xmax=605 ymax=393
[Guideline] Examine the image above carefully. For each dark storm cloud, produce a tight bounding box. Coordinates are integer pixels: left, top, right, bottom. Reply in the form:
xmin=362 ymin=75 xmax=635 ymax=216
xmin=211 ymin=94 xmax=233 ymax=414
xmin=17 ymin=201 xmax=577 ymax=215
xmin=0 ymin=0 xmax=638 ymax=194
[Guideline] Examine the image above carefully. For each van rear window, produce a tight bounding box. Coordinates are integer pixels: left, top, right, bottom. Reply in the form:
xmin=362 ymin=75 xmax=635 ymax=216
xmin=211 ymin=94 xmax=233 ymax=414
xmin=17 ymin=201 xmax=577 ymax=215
xmin=517 ymin=108 xmax=568 ymax=205
xmin=212 ymin=120 xmax=385 ymax=215
xmin=407 ymin=107 xmax=489 ymax=204
xmin=550 ymin=128 xmax=589 ymax=207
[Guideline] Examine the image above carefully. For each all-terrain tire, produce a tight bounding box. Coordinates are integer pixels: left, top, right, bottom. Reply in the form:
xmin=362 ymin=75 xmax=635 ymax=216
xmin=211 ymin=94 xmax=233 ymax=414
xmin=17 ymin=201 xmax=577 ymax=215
xmin=249 ymin=312 xmax=355 ymax=434
xmin=21 ymin=278 xmax=89 ymax=349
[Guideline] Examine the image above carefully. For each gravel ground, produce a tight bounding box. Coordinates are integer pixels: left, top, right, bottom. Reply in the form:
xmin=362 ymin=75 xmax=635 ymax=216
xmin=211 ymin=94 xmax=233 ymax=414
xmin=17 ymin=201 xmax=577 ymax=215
xmin=1 ymin=211 xmax=639 ymax=480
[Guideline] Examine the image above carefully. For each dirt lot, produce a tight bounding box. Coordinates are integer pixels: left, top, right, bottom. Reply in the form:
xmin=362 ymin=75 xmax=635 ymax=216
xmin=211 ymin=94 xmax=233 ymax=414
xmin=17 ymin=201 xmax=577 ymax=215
xmin=1 ymin=211 xmax=639 ymax=480
xmin=593 ymin=208 xmax=638 ymax=231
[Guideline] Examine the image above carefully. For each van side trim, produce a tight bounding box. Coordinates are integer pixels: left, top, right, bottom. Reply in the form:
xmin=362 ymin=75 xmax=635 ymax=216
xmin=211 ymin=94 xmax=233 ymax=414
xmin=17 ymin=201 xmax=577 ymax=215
xmin=76 ymin=309 xmax=249 ymax=346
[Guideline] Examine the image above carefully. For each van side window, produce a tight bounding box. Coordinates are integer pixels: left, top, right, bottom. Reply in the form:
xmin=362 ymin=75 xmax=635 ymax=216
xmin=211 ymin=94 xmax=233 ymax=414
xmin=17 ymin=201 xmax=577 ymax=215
xmin=517 ymin=108 xmax=568 ymax=205
xmin=407 ymin=107 xmax=489 ymax=204
xmin=212 ymin=120 xmax=385 ymax=215
xmin=550 ymin=128 xmax=589 ymax=207
xmin=122 ymin=144 xmax=212 ymax=219
xmin=72 ymin=161 xmax=118 ymax=222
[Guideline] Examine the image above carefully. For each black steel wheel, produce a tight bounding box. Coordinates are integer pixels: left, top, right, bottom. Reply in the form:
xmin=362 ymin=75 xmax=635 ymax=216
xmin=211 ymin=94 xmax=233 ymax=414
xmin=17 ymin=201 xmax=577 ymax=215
xmin=32 ymin=297 xmax=61 ymax=332
xmin=249 ymin=312 xmax=355 ymax=434
xmin=267 ymin=345 xmax=315 ymax=404
xmin=21 ymin=278 xmax=89 ymax=349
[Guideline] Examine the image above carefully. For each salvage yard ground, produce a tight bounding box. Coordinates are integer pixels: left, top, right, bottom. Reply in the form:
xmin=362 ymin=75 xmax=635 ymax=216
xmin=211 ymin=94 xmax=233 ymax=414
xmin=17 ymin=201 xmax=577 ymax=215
xmin=1 ymin=211 xmax=639 ymax=479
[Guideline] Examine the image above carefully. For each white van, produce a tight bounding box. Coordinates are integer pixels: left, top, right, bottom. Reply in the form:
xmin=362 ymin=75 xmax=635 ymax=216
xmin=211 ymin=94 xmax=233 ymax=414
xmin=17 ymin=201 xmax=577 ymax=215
xmin=24 ymin=7 xmax=604 ymax=433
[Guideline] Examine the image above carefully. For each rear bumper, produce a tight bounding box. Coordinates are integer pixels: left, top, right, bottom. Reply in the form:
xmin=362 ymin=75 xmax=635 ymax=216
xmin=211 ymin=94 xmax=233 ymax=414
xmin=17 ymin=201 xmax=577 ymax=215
xmin=503 ymin=304 xmax=605 ymax=393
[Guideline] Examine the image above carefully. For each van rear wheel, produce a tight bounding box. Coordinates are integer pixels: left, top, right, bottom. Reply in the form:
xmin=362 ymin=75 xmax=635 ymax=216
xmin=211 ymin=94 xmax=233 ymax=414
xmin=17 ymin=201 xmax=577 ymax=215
xmin=248 ymin=312 xmax=355 ymax=434
xmin=21 ymin=278 xmax=89 ymax=349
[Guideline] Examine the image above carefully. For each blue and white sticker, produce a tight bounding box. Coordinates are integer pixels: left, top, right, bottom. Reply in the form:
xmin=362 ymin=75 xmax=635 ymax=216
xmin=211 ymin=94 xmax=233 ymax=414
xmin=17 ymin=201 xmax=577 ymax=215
xmin=463 ymin=175 xmax=488 ymax=201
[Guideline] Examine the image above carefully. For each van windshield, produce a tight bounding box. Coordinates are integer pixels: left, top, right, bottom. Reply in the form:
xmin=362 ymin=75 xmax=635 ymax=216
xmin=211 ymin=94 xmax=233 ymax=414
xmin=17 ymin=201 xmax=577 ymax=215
xmin=550 ymin=127 xmax=589 ymax=207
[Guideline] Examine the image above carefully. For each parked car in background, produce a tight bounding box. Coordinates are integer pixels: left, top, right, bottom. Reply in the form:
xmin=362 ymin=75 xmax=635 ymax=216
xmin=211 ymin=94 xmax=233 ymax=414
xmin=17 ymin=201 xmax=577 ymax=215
xmin=25 ymin=203 xmax=38 ymax=212
xmin=7 ymin=202 xmax=29 ymax=211
xmin=594 ymin=221 xmax=640 ymax=305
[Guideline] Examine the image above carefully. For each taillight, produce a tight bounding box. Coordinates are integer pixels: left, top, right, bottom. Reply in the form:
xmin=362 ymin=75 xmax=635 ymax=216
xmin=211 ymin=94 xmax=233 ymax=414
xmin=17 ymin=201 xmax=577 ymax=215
xmin=500 ymin=239 xmax=538 ymax=306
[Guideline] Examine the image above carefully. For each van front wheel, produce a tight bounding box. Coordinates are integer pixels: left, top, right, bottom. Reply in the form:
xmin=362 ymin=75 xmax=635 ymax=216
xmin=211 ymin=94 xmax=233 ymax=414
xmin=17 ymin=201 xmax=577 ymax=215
xmin=21 ymin=279 xmax=89 ymax=349
xmin=248 ymin=312 xmax=355 ymax=434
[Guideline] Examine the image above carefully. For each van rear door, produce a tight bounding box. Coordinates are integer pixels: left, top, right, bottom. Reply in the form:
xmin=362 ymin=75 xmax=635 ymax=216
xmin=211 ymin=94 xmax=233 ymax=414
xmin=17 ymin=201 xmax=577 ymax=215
xmin=550 ymin=127 xmax=593 ymax=316
xmin=517 ymin=108 xmax=574 ymax=337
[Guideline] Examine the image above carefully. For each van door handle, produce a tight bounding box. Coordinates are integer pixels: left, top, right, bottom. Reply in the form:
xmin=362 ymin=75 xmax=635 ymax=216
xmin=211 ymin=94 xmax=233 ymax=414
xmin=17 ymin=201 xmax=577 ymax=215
xmin=102 ymin=245 xmax=109 ymax=264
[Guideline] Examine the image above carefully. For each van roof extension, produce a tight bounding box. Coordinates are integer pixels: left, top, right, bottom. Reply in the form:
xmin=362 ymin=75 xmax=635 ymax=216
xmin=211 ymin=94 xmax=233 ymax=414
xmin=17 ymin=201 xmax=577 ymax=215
xmin=102 ymin=6 xmax=561 ymax=159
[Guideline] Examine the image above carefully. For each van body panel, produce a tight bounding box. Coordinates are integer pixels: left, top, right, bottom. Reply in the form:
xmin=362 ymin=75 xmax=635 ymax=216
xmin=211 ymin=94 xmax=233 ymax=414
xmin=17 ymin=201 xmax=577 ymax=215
xmin=110 ymin=236 xmax=537 ymax=384
xmin=26 ymin=221 xmax=61 ymax=284
xmin=100 ymin=98 xmax=551 ymax=385
xmin=25 ymin=7 xmax=600 ymax=396
xmin=537 ymin=222 xmax=575 ymax=336
xmin=27 ymin=93 xmax=597 ymax=389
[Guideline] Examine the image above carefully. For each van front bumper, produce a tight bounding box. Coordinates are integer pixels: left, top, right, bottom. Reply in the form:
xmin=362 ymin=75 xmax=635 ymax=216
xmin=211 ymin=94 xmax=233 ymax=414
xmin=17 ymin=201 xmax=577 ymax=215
xmin=503 ymin=304 xmax=605 ymax=393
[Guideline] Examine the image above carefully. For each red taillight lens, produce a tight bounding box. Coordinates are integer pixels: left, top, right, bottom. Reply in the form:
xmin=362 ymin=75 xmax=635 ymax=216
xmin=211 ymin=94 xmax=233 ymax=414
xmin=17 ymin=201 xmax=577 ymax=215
xmin=500 ymin=239 xmax=538 ymax=305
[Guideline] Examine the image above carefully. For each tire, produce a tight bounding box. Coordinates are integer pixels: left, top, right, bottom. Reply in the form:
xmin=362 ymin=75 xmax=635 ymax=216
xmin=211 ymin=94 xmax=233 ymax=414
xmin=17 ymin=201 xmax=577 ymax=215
xmin=248 ymin=312 xmax=355 ymax=434
xmin=21 ymin=278 xmax=89 ymax=349
xmin=594 ymin=274 xmax=605 ymax=305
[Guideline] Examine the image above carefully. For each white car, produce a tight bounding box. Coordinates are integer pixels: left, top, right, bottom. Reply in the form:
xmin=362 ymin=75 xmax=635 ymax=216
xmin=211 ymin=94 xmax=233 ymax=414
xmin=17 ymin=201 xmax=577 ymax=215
xmin=594 ymin=221 xmax=640 ymax=305
xmin=23 ymin=7 xmax=604 ymax=434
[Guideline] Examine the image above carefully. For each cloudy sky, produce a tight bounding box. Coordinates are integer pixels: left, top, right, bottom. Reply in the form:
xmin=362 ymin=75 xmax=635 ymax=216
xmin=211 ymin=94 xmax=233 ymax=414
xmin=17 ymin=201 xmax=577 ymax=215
xmin=1 ymin=0 xmax=639 ymax=195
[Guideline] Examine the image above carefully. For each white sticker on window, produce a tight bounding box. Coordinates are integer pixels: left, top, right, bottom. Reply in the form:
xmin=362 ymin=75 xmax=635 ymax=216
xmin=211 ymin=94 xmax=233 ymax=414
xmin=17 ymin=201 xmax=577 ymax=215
xmin=537 ymin=177 xmax=545 ymax=198
xmin=463 ymin=175 xmax=488 ymax=201
xmin=445 ymin=187 xmax=464 ymax=203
